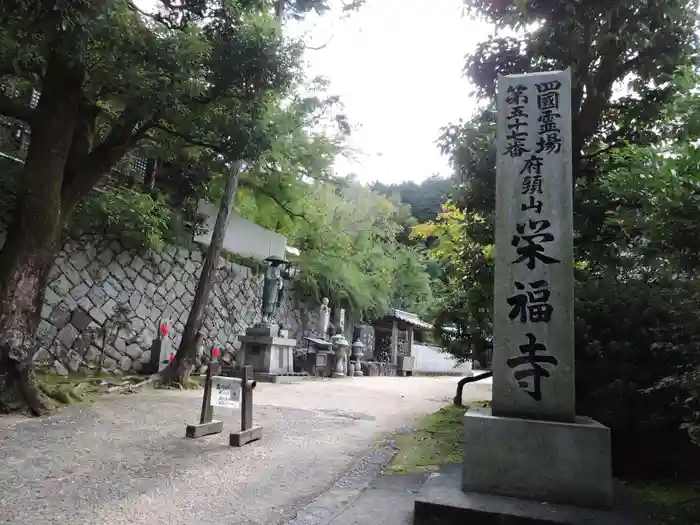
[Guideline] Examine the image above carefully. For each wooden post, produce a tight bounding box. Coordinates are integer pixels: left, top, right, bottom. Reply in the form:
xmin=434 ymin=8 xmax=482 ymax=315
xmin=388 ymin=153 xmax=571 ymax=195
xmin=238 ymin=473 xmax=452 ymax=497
xmin=199 ymin=361 xmax=221 ymax=424
xmin=241 ymin=364 xmax=253 ymax=432
xmin=186 ymin=362 xmax=223 ymax=438
xmin=230 ymin=364 xmax=263 ymax=447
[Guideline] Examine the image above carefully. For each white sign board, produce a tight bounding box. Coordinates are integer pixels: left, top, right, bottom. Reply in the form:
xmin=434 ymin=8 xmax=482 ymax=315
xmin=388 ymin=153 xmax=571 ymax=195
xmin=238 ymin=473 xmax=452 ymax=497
xmin=194 ymin=199 xmax=288 ymax=261
xmin=210 ymin=376 xmax=241 ymax=409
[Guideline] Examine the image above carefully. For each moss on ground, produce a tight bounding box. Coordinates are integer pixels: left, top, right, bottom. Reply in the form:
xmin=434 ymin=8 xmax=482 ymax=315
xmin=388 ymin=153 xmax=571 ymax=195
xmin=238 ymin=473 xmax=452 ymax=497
xmin=629 ymin=481 xmax=700 ymax=524
xmin=36 ymin=371 xmax=120 ymax=406
xmin=385 ymin=401 xmax=490 ymax=475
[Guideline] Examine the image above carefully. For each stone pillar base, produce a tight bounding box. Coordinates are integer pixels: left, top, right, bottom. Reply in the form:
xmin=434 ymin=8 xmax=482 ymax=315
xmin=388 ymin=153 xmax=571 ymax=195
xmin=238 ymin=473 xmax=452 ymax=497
xmin=462 ymin=408 xmax=612 ymax=509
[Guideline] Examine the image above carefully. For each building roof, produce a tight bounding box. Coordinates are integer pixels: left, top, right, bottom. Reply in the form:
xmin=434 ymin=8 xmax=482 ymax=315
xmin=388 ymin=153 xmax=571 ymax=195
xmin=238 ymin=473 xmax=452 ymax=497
xmin=371 ymin=309 xmax=433 ymax=331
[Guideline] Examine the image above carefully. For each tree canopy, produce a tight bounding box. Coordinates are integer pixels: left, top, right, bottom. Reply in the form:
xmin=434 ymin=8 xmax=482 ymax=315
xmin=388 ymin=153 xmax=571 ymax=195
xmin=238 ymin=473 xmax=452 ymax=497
xmin=0 ymin=0 xmax=366 ymax=414
xmin=251 ymin=179 xmax=436 ymax=322
xmin=372 ymin=175 xmax=453 ymax=224
xmin=419 ymin=0 xmax=700 ymax=477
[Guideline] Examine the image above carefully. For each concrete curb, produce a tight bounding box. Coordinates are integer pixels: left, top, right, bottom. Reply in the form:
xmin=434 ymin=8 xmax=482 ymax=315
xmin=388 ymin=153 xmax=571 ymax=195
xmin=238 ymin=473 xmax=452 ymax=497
xmin=282 ymin=438 xmax=400 ymax=525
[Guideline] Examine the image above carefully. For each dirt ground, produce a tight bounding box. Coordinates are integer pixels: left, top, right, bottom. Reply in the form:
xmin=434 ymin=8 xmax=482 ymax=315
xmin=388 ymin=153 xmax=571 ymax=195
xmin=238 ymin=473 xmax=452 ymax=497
xmin=0 ymin=375 xmax=492 ymax=525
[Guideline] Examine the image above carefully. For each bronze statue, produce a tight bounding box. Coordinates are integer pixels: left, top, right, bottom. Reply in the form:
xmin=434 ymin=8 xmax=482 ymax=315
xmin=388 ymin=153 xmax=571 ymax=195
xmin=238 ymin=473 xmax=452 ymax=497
xmin=261 ymin=256 xmax=286 ymax=325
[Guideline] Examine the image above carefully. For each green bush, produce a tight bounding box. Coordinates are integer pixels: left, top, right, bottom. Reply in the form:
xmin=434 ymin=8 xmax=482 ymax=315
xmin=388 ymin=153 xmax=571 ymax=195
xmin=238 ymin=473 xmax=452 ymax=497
xmin=0 ymin=155 xmax=22 ymax=223
xmin=575 ymin=274 xmax=700 ymax=478
xmin=67 ymin=186 xmax=173 ymax=250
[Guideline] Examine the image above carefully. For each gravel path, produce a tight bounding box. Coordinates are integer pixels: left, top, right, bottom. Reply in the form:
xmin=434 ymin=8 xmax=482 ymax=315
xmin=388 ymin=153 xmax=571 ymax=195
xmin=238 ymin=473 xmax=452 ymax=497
xmin=0 ymin=375 xmax=492 ymax=525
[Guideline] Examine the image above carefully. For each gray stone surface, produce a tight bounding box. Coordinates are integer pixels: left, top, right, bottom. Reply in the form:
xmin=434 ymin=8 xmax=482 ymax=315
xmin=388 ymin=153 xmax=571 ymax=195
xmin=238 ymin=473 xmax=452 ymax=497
xmin=461 ymin=408 xmax=612 ymax=509
xmin=119 ymin=356 xmax=133 ymax=372
xmin=70 ymin=309 xmax=92 ymax=331
xmin=102 ymin=356 xmax=117 ymax=370
xmin=0 ymin=229 xmax=311 ymax=375
xmin=415 ymin=463 xmax=644 ymax=525
xmin=50 ymin=304 xmax=72 ymax=329
xmin=0 ymin=376 xmax=479 ymax=525
xmin=303 ymin=474 xmax=426 ymax=525
xmin=53 ymin=361 xmax=69 ymax=376
xmin=57 ymin=324 xmax=80 ymax=348
xmin=493 ymin=69 xmax=575 ymax=422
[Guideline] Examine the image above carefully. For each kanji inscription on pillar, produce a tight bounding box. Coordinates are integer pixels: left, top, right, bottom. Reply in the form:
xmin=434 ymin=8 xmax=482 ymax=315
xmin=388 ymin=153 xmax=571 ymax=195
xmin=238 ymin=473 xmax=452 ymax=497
xmin=492 ymin=69 xmax=575 ymax=423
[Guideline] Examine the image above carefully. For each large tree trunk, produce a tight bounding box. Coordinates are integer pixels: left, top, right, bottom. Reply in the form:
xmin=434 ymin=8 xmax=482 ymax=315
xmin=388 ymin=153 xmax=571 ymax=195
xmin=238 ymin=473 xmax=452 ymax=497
xmin=0 ymin=54 xmax=84 ymax=415
xmin=159 ymin=161 xmax=245 ymax=386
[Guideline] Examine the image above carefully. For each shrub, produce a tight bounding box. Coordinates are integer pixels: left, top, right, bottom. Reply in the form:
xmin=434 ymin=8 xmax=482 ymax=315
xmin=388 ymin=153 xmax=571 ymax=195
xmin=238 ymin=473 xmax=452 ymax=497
xmin=575 ymin=274 xmax=700 ymax=478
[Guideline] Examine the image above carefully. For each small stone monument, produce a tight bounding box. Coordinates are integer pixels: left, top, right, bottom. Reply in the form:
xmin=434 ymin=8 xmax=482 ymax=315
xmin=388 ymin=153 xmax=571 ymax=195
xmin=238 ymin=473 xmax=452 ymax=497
xmin=238 ymin=256 xmax=297 ymax=382
xmin=351 ymin=339 xmax=365 ymax=376
xmin=415 ymin=69 xmax=615 ymax=524
xmin=146 ymin=318 xmax=172 ymax=373
xmin=303 ymin=298 xmax=334 ymax=375
xmin=352 ymin=324 xmax=375 ymax=358
xmin=336 ymin=308 xmax=345 ymax=335
xmin=331 ymin=332 xmax=349 ymax=377
xmin=317 ymin=297 xmax=330 ymax=339
xmin=330 ymin=307 xmax=350 ymax=377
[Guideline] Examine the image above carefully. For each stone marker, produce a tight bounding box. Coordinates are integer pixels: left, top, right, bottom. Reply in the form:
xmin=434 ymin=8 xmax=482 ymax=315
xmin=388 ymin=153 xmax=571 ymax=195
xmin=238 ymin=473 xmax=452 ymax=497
xmin=491 ymin=69 xmax=575 ymax=423
xmin=457 ymin=69 xmax=614 ymax=514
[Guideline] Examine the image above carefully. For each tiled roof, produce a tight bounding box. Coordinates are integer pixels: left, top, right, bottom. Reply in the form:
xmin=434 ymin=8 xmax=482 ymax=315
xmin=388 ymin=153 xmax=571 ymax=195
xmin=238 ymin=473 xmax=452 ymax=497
xmin=385 ymin=309 xmax=433 ymax=330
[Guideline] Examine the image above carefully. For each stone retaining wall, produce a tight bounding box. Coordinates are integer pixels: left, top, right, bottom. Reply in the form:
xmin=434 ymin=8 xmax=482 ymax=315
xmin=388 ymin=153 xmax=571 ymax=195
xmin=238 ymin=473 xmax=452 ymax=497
xmin=0 ymin=228 xmax=311 ymax=376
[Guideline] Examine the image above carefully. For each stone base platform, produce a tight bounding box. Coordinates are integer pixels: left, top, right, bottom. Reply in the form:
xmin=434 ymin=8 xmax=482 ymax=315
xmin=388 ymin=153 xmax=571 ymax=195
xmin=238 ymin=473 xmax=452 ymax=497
xmin=259 ymin=372 xmax=308 ymax=383
xmin=462 ymin=408 xmax=612 ymax=509
xmin=360 ymin=361 xmax=397 ymax=376
xmin=226 ymin=370 xmax=309 ymax=384
xmin=255 ymin=373 xmax=300 ymax=384
xmin=229 ymin=426 xmax=263 ymax=447
xmin=414 ymin=465 xmax=634 ymax=525
xmin=412 ymin=370 xmax=474 ymax=377
xmin=185 ymin=420 xmax=223 ymax=438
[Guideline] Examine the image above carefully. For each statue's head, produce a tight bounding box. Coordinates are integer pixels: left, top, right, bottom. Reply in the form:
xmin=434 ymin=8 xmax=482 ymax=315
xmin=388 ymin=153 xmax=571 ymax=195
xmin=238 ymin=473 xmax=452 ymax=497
xmin=322 ymin=297 xmax=329 ymax=306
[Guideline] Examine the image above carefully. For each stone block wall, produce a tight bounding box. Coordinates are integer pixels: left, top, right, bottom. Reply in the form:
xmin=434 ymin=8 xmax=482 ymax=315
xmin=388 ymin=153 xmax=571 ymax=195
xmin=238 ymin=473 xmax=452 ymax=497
xmin=0 ymin=228 xmax=311 ymax=375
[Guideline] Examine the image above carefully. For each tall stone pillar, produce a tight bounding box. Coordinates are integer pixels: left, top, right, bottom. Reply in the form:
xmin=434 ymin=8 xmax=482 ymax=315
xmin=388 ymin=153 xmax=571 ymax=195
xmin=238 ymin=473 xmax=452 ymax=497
xmin=390 ymin=320 xmax=398 ymax=366
xmin=461 ymin=68 xmax=613 ymax=510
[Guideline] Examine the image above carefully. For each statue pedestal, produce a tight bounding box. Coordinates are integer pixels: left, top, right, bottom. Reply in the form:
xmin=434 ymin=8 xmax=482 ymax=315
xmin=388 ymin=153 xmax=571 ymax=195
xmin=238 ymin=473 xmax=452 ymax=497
xmin=303 ymin=336 xmax=334 ymax=376
xmin=238 ymin=327 xmax=297 ymax=377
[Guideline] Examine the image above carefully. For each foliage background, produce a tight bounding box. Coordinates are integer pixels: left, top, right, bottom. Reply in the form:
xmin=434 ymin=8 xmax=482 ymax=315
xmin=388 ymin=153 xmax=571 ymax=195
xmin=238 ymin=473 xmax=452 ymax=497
xmin=405 ymin=0 xmax=700 ymax=479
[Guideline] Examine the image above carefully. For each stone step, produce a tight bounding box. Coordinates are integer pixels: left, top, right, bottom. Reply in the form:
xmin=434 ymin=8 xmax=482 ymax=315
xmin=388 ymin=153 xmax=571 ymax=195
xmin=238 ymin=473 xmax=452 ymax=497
xmin=413 ymin=463 xmax=660 ymax=525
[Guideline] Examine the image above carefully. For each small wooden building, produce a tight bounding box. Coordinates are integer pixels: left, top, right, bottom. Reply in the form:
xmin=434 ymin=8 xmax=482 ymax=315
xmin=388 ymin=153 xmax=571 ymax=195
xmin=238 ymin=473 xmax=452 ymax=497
xmin=370 ymin=309 xmax=433 ymax=365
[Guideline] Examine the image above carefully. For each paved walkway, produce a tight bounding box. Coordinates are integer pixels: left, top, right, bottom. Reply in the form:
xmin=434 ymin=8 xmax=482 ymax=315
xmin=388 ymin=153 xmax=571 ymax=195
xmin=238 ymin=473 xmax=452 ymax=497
xmin=0 ymin=376 xmax=492 ymax=525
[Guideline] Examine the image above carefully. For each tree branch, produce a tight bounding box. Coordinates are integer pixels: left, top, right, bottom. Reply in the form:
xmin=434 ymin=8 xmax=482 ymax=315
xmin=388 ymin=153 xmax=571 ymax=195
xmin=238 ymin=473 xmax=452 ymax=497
xmin=155 ymin=124 xmax=225 ymax=154
xmin=583 ymin=143 xmax=626 ymax=160
xmin=64 ymin=101 xmax=101 ymax=176
xmin=61 ymin=110 xmax=158 ymax=212
xmin=305 ymin=33 xmax=334 ymax=51
xmin=126 ymin=0 xmax=188 ymax=30
xmin=0 ymin=91 xmax=34 ymax=124
xmin=615 ymin=45 xmax=671 ymax=78
xmin=239 ymin=179 xmax=310 ymax=222
xmin=0 ymin=56 xmax=45 ymax=85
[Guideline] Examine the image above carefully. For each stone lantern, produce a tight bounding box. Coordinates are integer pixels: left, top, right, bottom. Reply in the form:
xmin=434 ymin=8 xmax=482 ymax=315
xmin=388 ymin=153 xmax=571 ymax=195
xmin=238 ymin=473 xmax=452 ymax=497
xmin=331 ymin=332 xmax=350 ymax=378
xmin=351 ymin=339 xmax=365 ymax=377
